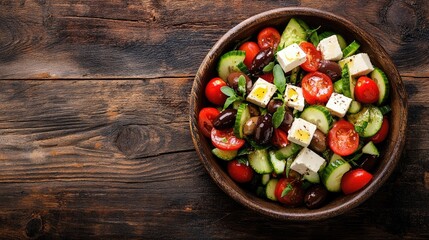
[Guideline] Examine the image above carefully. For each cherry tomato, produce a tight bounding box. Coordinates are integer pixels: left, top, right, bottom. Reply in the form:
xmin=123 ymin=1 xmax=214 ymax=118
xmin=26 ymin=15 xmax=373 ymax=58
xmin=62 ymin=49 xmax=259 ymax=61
xmin=257 ymin=27 xmax=281 ymax=50
xmin=328 ymin=119 xmax=360 ymax=156
xmin=211 ymin=128 xmax=245 ymax=151
xmin=299 ymin=42 xmax=322 ymax=72
xmin=274 ymin=178 xmax=305 ymax=206
xmin=370 ymin=117 xmax=389 ymax=144
xmin=198 ymin=107 xmax=220 ymax=138
xmin=227 ymin=159 xmax=254 ymax=183
xmin=205 ymin=77 xmax=228 ymax=106
xmin=301 ymin=71 xmax=333 ymax=104
xmin=354 ymin=76 xmax=380 ymax=104
xmin=239 ymin=42 xmax=260 ymax=69
xmin=259 ymin=72 xmax=274 ymax=83
xmin=272 ymin=128 xmax=289 ymax=148
xmin=341 ymin=169 xmax=373 ymax=195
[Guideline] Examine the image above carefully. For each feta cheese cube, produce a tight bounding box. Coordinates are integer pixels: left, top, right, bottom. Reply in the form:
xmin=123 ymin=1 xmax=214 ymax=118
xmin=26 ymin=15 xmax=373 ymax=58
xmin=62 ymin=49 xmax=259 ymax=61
xmin=284 ymin=84 xmax=305 ymax=111
xmin=326 ymin=92 xmax=353 ymax=117
xmin=287 ymin=118 xmax=317 ymax=147
xmin=339 ymin=53 xmax=374 ymax=77
xmin=317 ymin=35 xmax=343 ymax=61
xmin=290 ymin=147 xmax=326 ymax=175
xmin=246 ymin=78 xmax=277 ymax=108
xmin=276 ymin=43 xmax=307 ymax=73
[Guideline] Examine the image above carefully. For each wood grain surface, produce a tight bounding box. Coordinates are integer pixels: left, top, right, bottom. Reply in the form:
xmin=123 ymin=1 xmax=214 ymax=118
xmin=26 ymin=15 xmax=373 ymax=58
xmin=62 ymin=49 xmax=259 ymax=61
xmin=0 ymin=0 xmax=428 ymax=239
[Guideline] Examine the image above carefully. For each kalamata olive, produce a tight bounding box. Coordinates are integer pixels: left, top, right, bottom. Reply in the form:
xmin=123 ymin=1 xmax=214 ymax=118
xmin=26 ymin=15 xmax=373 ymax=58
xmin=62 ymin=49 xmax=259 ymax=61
xmin=254 ymin=114 xmax=273 ymax=145
xmin=227 ymin=72 xmax=253 ymax=94
xmin=360 ymin=155 xmax=378 ymax=172
xmin=249 ymin=48 xmax=274 ymax=76
xmin=309 ymin=129 xmax=327 ymax=153
xmin=248 ymin=104 xmax=260 ymax=116
xmin=267 ymin=99 xmax=283 ymax=114
xmin=304 ymin=184 xmax=329 ymax=209
xmin=279 ymin=108 xmax=294 ymax=132
xmin=243 ymin=116 xmax=259 ymax=136
xmin=286 ymin=169 xmax=302 ymax=179
xmin=213 ymin=109 xmax=237 ymax=130
xmin=318 ymin=60 xmax=342 ymax=81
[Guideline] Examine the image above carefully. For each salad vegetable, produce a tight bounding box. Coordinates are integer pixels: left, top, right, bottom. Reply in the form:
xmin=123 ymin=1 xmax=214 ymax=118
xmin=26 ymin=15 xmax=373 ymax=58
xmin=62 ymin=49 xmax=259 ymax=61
xmin=198 ymin=17 xmax=391 ymax=208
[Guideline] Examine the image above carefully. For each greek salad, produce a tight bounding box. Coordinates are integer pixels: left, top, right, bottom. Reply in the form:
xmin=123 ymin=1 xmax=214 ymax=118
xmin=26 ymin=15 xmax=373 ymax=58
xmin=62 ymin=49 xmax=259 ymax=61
xmin=198 ymin=18 xmax=391 ymax=209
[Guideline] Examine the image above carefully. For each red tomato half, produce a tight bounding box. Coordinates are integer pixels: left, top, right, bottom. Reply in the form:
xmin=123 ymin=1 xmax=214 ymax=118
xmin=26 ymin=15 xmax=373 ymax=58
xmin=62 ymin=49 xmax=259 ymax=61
xmin=299 ymin=42 xmax=322 ymax=72
xmin=370 ymin=117 xmax=389 ymax=144
xmin=227 ymin=159 xmax=254 ymax=183
xmin=211 ymin=128 xmax=245 ymax=151
xmin=354 ymin=76 xmax=380 ymax=104
xmin=328 ymin=119 xmax=360 ymax=156
xmin=257 ymin=27 xmax=281 ymax=50
xmin=260 ymin=72 xmax=274 ymax=83
xmin=341 ymin=169 xmax=373 ymax=195
xmin=239 ymin=42 xmax=260 ymax=69
xmin=205 ymin=77 xmax=228 ymax=106
xmin=198 ymin=107 xmax=220 ymax=138
xmin=274 ymin=178 xmax=305 ymax=206
xmin=301 ymin=71 xmax=333 ymax=104
xmin=272 ymin=128 xmax=289 ymax=148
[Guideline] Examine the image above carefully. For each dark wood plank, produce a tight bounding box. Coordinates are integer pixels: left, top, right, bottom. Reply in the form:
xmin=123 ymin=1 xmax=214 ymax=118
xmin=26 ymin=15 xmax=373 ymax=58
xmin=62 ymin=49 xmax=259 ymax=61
xmin=0 ymin=0 xmax=428 ymax=79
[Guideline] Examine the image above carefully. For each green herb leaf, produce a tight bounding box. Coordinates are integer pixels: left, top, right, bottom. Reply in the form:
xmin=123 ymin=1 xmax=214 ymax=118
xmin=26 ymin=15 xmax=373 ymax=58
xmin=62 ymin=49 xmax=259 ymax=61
xmin=259 ymin=107 xmax=268 ymax=116
xmin=310 ymin=31 xmax=320 ymax=47
xmin=220 ymin=86 xmax=236 ymax=97
xmin=281 ymin=183 xmax=293 ymax=198
xmin=238 ymin=147 xmax=252 ymax=156
xmin=237 ymin=157 xmax=248 ymax=165
xmin=223 ymin=96 xmax=242 ymax=110
xmin=272 ymin=105 xmax=285 ymax=128
xmin=273 ymin=64 xmax=286 ymax=94
xmin=306 ymin=26 xmax=321 ymax=36
xmin=237 ymin=75 xmax=246 ymax=97
xmin=263 ymin=62 xmax=275 ymax=73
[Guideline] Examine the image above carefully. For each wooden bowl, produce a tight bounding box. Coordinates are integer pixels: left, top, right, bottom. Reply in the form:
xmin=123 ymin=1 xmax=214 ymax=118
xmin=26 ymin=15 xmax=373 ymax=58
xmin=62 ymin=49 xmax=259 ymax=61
xmin=189 ymin=7 xmax=407 ymax=220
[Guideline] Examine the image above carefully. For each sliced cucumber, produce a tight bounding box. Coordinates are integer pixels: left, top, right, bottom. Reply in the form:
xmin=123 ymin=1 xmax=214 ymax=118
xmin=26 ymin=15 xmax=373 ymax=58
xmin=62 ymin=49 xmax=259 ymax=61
xmin=342 ymin=40 xmax=360 ymax=58
xmin=279 ymin=18 xmax=307 ymax=49
xmin=347 ymin=100 xmax=362 ymax=114
xmin=329 ymin=153 xmax=344 ymax=163
xmin=370 ymin=67 xmax=390 ymax=105
xmin=362 ymin=106 xmax=383 ymax=138
xmin=212 ymin=148 xmax=237 ymax=161
xmin=300 ymin=105 xmax=333 ymax=134
xmin=341 ymin=64 xmax=356 ymax=99
xmin=334 ymin=80 xmax=343 ymax=94
xmin=347 ymin=106 xmax=370 ymax=135
xmin=236 ymin=61 xmax=249 ymax=75
xmin=362 ymin=141 xmax=380 ymax=156
xmin=290 ymin=66 xmax=300 ymax=84
xmin=275 ymin=143 xmax=302 ymax=159
xmin=217 ymin=50 xmax=246 ymax=81
xmin=269 ymin=150 xmax=286 ymax=175
xmin=234 ymin=103 xmax=250 ymax=139
xmin=319 ymin=32 xmax=347 ymax=49
xmin=303 ymin=171 xmax=320 ymax=184
xmin=261 ymin=174 xmax=271 ymax=185
xmin=248 ymin=149 xmax=273 ymax=174
xmin=265 ymin=179 xmax=279 ymax=201
xmin=321 ymin=158 xmax=352 ymax=192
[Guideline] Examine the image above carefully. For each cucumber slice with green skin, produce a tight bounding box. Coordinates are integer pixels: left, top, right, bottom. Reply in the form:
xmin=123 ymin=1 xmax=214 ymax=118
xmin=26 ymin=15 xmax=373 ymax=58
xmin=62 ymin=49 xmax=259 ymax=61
xmin=236 ymin=61 xmax=249 ymax=75
xmin=269 ymin=150 xmax=286 ymax=174
xmin=303 ymin=171 xmax=320 ymax=184
xmin=279 ymin=18 xmax=307 ymax=49
xmin=248 ymin=149 xmax=273 ymax=174
xmin=321 ymin=158 xmax=352 ymax=192
xmin=342 ymin=40 xmax=360 ymax=58
xmin=362 ymin=106 xmax=383 ymax=138
xmin=329 ymin=153 xmax=344 ymax=163
xmin=212 ymin=148 xmax=238 ymax=161
xmin=341 ymin=64 xmax=356 ymax=99
xmin=362 ymin=141 xmax=380 ymax=156
xmin=275 ymin=143 xmax=302 ymax=159
xmin=234 ymin=103 xmax=250 ymax=139
xmin=300 ymin=105 xmax=333 ymax=134
xmin=290 ymin=66 xmax=300 ymax=84
xmin=217 ymin=50 xmax=246 ymax=81
xmin=261 ymin=174 xmax=271 ymax=185
xmin=347 ymin=106 xmax=370 ymax=135
xmin=370 ymin=67 xmax=390 ymax=105
xmin=318 ymin=32 xmax=347 ymax=49
xmin=347 ymin=100 xmax=362 ymax=114
xmin=265 ymin=179 xmax=279 ymax=201
xmin=334 ymin=80 xmax=343 ymax=93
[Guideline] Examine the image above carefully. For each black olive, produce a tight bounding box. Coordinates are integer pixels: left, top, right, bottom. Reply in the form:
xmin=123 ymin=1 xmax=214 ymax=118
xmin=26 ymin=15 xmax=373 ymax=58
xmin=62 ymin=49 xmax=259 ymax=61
xmin=227 ymin=72 xmax=253 ymax=94
xmin=267 ymin=99 xmax=283 ymax=114
xmin=213 ymin=109 xmax=237 ymax=130
xmin=254 ymin=114 xmax=273 ymax=145
xmin=249 ymin=48 xmax=274 ymax=76
xmin=309 ymin=129 xmax=327 ymax=153
xmin=318 ymin=60 xmax=342 ymax=81
xmin=304 ymin=184 xmax=329 ymax=209
xmin=279 ymin=108 xmax=294 ymax=132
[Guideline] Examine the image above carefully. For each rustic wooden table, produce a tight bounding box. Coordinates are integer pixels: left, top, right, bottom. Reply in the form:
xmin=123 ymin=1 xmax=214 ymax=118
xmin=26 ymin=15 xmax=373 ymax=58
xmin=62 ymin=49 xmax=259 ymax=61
xmin=0 ymin=1 xmax=427 ymax=239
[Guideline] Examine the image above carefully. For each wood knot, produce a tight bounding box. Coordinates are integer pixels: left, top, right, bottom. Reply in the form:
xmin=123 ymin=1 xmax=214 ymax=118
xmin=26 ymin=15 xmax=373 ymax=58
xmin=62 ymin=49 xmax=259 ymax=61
xmin=115 ymin=125 xmax=145 ymax=158
xmin=25 ymin=216 xmax=43 ymax=238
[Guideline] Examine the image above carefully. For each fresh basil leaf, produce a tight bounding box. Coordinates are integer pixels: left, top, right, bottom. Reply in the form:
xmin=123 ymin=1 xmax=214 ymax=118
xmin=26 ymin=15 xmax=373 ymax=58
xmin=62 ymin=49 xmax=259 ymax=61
xmin=223 ymin=96 xmax=238 ymax=110
xmin=263 ymin=62 xmax=275 ymax=73
xmin=273 ymin=64 xmax=286 ymax=94
xmin=281 ymin=183 xmax=293 ymax=198
xmin=237 ymin=75 xmax=246 ymax=97
xmin=272 ymin=105 xmax=285 ymax=128
xmin=306 ymin=25 xmax=321 ymax=36
xmin=310 ymin=31 xmax=320 ymax=47
xmin=259 ymin=107 xmax=268 ymax=116
xmin=220 ymin=86 xmax=236 ymax=97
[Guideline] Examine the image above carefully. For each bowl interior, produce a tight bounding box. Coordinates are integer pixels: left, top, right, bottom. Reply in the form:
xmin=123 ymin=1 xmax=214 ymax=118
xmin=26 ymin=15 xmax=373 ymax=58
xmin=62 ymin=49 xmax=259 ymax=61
xmin=189 ymin=7 xmax=407 ymax=220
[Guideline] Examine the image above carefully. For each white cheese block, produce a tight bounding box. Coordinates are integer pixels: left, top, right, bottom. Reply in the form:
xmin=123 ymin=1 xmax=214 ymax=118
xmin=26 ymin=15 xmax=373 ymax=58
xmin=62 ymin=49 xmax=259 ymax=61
xmin=317 ymin=35 xmax=343 ymax=61
xmin=287 ymin=118 xmax=317 ymax=147
xmin=339 ymin=53 xmax=374 ymax=77
xmin=290 ymin=147 xmax=326 ymax=175
xmin=276 ymin=43 xmax=307 ymax=73
xmin=246 ymin=78 xmax=277 ymax=108
xmin=326 ymin=92 xmax=353 ymax=117
xmin=284 ymin=84 xmax=305 ymax=111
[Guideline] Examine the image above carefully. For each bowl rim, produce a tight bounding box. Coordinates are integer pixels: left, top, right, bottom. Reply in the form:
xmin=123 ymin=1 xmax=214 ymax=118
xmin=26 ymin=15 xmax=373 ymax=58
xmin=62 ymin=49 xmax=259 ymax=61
xmin=189 ymin=6 xmax=408 ymax=220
